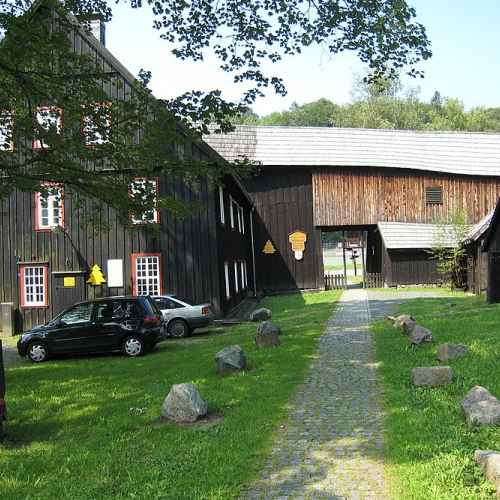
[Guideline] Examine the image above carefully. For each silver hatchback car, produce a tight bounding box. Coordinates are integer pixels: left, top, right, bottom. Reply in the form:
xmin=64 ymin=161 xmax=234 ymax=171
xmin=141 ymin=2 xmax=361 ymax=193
xmin=153 ymin=295 xmax=214 ymax=338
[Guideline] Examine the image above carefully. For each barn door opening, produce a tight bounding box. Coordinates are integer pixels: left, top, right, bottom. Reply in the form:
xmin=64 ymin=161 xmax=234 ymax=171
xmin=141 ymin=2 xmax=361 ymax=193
xmin=322 ymin=230 xmax=366 ymax=288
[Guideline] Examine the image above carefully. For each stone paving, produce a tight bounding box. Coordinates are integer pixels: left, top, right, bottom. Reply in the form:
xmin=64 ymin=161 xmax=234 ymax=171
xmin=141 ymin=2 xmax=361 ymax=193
xmin=245 ymin=288 xmax=392 ymax=500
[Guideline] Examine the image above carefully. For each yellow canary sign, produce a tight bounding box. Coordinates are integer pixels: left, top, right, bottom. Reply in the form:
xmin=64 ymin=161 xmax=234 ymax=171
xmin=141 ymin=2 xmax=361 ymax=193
xmin=289 ymin=231 xmax=307 ymax=260
xmin=262 ymin=240 xmax=276 ymax=254
xmin=63 ymin=276 xmax=76 ymax=287
xmin=87 ymin=264 xmax=106 ymax=286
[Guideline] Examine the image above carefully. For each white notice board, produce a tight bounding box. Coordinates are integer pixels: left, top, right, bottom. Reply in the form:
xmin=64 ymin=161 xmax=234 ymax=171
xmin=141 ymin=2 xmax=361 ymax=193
xmin=107 ymin=259 xmax=123 ymax=287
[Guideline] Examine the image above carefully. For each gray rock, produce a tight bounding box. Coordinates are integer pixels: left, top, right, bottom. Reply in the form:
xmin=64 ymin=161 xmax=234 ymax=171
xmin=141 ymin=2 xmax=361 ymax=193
xmin=255 ymin=321 xmax=281 ymax=348
xmin=409 ymin=325 xmax=433 ymax=345
xmin=389 ymin=314 xmax=417 ymax=334
xmin=436 ymin=343 xmax=469 ymax=361
xmin=250 ymin=308 xmax=272 ymax=322
xmin=215 ymin=345 xmax=246 ymax=374
xmin=161 ymin=383 xmax=208 ymax=423
xmin=475 ymin=450 xmax=500 ymax=493
xmin=461 ymin=386 xmax=500 ymax=426
xmin=411 ymin=366 xmax=453 ymax=387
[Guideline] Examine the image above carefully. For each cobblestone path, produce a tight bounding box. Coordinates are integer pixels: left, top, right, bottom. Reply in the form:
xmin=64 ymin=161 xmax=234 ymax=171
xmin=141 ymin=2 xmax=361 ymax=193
xmin=246 ymin=288 xmax=389 ymax=499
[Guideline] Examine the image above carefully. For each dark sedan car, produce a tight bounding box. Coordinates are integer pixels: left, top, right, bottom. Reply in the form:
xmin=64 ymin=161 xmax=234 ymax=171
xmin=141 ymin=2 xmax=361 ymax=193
xmin=18 ymin=296 xmax=163 ymax=362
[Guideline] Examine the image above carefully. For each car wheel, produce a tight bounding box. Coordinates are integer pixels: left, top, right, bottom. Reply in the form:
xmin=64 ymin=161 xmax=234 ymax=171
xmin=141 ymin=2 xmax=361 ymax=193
xmin=168 ymin=319 xmax=190 ymax=338
xmin=122 ymin=335 xmax=144 ymax=357
xmin=27 ymin=342 xmax=49 ymax=363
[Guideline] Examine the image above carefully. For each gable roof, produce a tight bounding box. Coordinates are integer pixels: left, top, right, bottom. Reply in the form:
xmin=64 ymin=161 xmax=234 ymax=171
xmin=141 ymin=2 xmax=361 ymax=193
xmin=204 ymin=125 xmax=500 ymax=177
xmin=377 ymin=222 xmax=460 ymax=250
xmin=465 ymin=209 xmax=495 ymax=242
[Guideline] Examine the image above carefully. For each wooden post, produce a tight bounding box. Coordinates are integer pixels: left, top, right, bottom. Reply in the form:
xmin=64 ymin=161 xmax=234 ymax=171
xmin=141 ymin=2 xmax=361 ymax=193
xmin=361 ymin=232 xmax=366 ymax=289
xmin=342 ymin=231 xmax=347 ymax=287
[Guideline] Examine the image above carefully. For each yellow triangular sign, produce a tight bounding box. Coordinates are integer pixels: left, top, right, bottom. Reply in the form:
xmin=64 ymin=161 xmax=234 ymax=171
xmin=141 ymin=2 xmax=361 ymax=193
xmin=87 ymin=264 xmax=106 ymax=285
xmin=263 ymin=240 xmax=276 ymax=254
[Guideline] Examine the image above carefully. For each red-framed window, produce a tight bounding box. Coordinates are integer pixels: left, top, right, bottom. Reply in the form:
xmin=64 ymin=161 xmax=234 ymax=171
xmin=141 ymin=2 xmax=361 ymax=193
xmin=131 ymin=253 xmax=163 ymax=296
xmin=0 ymin=110 xmax=14 ymax=151
xmin=130 ymin=177 xmax=160 ymax=224
xmin=34 ymin=185 xmax=64 ymax=231
xmin=82 ymin=102 xmax=111 ymax=146
xmin=19 ymin=264 xmax=49 ymax=308
xmin=33 ymin=106 xmax=62 ymax=149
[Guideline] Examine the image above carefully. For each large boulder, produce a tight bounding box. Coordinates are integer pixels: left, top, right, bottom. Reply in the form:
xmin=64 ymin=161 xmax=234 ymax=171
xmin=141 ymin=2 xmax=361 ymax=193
xmin=475 ymin=450 xmax=500 ymax=494
xmin=215 ymin=345 xmax=246 ymax=374
xmin=250 ymin=308 xmax=272 ymax=322
xmin=387 ymin=314 xmax=416 ymax=334
xmin=411 ymin=366 xmax=453 ymax=387
xmin=409 ymin=325 xmax=433 ymax=345
xmin=436 ymin=343 xmax=469 ymax=362
xmin=255 ymin=321 xmax=281 ymax=348
xmin=161 ymin=383 xmax=208 ymax=423
xmin=461 ymin=386 xmax=500 ymax=426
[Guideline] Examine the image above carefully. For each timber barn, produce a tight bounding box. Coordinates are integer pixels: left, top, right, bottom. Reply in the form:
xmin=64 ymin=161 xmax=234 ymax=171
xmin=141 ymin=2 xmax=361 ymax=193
xmin=0 ymin=12 xmax=254 ymax=332
xmin=205 ymin=125 xmax=500 ymax=292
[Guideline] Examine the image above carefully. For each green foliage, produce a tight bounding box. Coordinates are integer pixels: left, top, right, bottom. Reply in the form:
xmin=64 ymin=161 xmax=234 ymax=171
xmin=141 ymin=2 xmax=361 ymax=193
xmin=429 ymin=208 xmax=470 ymax=289
xmin=373 ymin=295 xmax=500 ymax=499
xmin=1 ymin=290 xmax=340 ymax=499
xmin=0 ymin=0 xmax=431 ymax=220
xmin=240 ymin=77 xmax=500 ymax=132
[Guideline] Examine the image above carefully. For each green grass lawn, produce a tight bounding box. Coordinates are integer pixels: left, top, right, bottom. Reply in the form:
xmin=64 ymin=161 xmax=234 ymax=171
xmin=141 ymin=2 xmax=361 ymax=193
xmin=373 ymin=294 xmax=500 ymax=499
xmin=1 ymin=290 xmax=340 ymax=500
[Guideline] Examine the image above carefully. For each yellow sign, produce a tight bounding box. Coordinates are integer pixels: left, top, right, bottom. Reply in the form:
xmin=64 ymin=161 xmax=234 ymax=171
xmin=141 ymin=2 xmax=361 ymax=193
xmin=288 ymin=231 xmax=307 ymax=260
xmin=87 ymin=264 xmax=106 ymax=286
xmin=63 ymin=276 xmax=76 ymax=287
xmin=262 ymin=240 xmax=276 ymax=254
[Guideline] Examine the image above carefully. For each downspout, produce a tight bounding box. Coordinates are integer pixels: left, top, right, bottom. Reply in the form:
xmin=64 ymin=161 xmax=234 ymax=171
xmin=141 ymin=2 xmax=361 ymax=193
xmin=250 ymin=207 xmax=257 ymax=297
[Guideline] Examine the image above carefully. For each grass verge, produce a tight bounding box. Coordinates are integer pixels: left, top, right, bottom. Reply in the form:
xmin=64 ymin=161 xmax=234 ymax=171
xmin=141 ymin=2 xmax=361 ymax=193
xmin=0 ymin=290 xmax=340 ymax=500
xmin=373 ymin=294 xmax=500 ymax=499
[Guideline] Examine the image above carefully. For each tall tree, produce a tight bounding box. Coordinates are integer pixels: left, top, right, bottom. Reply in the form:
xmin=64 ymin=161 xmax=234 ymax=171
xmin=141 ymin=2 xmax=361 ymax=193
xmin=0 ymin=0 xmax=431 ymax=219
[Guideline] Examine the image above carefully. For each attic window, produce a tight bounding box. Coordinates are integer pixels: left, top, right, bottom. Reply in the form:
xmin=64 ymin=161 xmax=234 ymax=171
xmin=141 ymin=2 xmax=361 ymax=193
xmin=425 ymin=186 xmax=443 ymax=205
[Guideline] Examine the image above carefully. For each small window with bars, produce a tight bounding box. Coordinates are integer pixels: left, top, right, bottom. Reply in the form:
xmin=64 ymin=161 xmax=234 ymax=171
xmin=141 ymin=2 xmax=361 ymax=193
xmin=20 ymin=264 xmax=48 ymax=308
xmin=132 ymin=253 xmax=162 ymax=296
xmin=425 ymin=186 xmax=443 ymax=205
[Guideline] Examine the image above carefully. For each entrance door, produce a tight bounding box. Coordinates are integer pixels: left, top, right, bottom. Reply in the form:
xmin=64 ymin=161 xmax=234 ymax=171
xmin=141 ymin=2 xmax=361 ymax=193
xmin=53 ymin=273 xmax=87 ymax=317
xmin=487 ymin=252 xmax=500 ymax=303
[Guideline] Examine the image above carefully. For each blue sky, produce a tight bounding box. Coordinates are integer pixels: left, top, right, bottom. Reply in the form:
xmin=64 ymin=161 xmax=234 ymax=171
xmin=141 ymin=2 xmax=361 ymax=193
xmin=107 ymin=1 xmax=500 ymax=116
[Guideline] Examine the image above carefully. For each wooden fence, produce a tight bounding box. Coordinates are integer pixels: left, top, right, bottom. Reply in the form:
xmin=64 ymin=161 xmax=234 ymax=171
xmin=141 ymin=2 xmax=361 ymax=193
xmin=324 ymin=274 xmax=347 ymax=290
xmin=363 ymin=273 xmax=384 ymax=288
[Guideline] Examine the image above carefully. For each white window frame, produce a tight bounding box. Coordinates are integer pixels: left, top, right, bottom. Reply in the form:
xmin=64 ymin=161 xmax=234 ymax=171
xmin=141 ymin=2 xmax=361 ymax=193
xmin=36 ymin=186 xmax=63 ymax=230
xmin=83 ymin=102 xmax=111 ymax=146
xmin=0 ymin=111 xmax=14 ymax=151
xmin=234 ymin=261 xmax=239 ymax=293
xmin=240 ymin=261 xmax=245 ymax=289
xmin=229 ymin=195 xmax=235 ymax=229
xmin=132 ymin=253 xmax=162 ymax=296
xmin=130 ymin=178 xmax=159 ymax=224
xmin=219 ymin=186 xmax=225 ymax=225
xmin=33 ymin=106 xmax=62 ymax=149
xmin=20 ymin=264 xmax=48 ymax=308
xmin=224 ymin=262 xmax=230 ymax=299
xmin=239 ymin=206 xmax=245 ymax=234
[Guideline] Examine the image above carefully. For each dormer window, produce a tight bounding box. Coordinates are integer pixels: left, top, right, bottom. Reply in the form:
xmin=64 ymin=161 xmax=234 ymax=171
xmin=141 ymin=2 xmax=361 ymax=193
xmin=130 ymin=177 xmax=159 ymax=224
xmin=35 ymin=185 xmax=64 ymax=231
xmin=0 ymin=111 xmax=14 ymax=151
xmin=33 ymin=106 xmax=62 ymax=149
xmin=83 ymin=102 xmax=111 ymax=146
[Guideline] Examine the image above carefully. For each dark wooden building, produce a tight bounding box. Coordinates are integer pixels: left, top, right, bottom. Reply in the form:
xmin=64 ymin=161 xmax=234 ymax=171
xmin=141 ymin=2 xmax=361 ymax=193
xmin=0 ymin=13 xmax=254 ymax=332
xmin=464 ymin=198 xmax=500 ymax=302
xmin=205 ymin=126 xmax=500 ymax=291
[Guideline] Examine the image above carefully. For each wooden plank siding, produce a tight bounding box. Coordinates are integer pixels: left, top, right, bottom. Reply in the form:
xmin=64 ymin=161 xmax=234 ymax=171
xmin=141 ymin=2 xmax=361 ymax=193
xmin=0 ymin=13 xmax=253 ymax=331
xmin=313 ymin=167 xmax=500 ymax=227
xmin=244 ymin=168 xmax=324 ymax=293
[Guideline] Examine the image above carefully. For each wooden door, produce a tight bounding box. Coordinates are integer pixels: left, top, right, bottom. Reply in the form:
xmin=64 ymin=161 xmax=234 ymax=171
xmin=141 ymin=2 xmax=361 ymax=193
xmin=53 ymin=273 xmax=88 ymax=316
